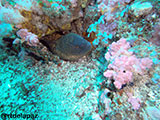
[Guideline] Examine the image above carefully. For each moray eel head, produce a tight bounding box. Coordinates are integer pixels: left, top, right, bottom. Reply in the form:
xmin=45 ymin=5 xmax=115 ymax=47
xmin=54 ymin=33 xmax=92 ymax=61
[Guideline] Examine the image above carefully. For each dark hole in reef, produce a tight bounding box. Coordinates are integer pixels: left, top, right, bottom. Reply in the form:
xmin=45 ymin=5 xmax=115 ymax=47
xmin=3 ymin=37 xmax=14 ymax=47
xmin=39 ymin=31 xmax=64 ymax=53
xmin=129 ymin=82 xmax=134 ymax=87
xmin=121 ymin=84 xmax=127 ymax=89
xmin=27 ymin=52 xmax=45 ymax=63
xmin=111 ymin=78 xmax=115 ymax=82
xmin=108 ymin=80 xmax=117 ymax=92
xmin=106 ymin=92 xmax=114 ymax=100
xmin=39 ymin=39 xmax=52 ymax=52
xmin=107 ymin=92 xmax=111 ymax=97
xmin=2 ymin=37 xmax=19 ymax=55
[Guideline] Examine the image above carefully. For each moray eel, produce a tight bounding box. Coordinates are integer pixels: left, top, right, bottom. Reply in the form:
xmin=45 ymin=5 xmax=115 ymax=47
xmin=49 ymin=33 xmax=92 ymax=61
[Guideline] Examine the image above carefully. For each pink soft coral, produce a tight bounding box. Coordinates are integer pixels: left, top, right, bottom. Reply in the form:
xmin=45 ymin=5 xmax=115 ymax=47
xmin=127 ymin=92 xmax=141 ymax=110
xmin=16 ymin=29 xmax=39 ymax=46
xmin=104 ymin=38 xmax=152 ymax=89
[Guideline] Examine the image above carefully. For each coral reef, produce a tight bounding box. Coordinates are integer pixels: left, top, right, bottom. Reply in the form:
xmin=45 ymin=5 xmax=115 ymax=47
xmin=0 ymin=0 xmax=159 ymax=120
